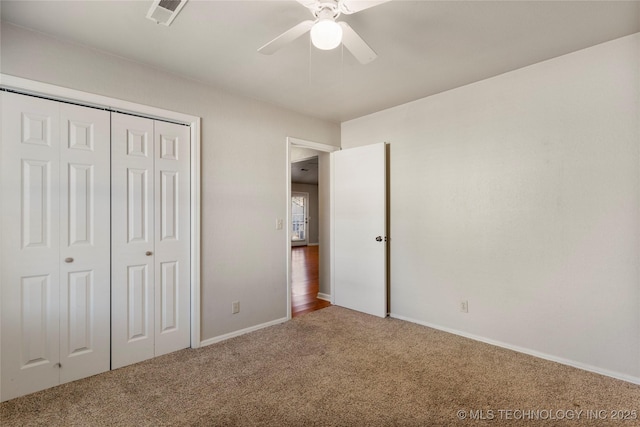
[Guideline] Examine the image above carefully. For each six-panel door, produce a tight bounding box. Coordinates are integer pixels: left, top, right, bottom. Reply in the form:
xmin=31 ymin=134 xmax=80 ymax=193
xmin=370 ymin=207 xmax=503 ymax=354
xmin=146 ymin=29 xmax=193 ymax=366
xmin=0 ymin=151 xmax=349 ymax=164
xmin=1 ymin=92 xmax=110 ymax=401
xmin=111 ymin=113 xmax=190 ymax=369
xmin=1 ymin=92 xmax=191 ymax=401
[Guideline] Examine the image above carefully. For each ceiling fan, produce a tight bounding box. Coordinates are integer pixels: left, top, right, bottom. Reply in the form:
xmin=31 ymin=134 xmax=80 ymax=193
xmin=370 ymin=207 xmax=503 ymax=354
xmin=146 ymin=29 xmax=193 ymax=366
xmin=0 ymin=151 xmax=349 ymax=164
xmin=258 ymin=0 xmax=391 ymax=64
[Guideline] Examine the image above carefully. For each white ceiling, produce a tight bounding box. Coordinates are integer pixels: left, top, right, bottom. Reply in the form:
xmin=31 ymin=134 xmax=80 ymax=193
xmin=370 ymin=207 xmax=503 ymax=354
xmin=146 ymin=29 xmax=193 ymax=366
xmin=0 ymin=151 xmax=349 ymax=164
xmin=2 ymin=1 xmax=639 ymax=123
xmin=292 ymin=157 xmax=319 ymax=185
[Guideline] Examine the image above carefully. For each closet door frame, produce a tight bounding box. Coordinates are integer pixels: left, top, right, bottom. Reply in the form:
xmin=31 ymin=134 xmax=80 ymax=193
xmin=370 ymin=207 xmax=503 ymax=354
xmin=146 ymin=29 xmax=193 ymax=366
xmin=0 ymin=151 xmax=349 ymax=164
xmin=0 ymin=74 xmax=203 ymax=350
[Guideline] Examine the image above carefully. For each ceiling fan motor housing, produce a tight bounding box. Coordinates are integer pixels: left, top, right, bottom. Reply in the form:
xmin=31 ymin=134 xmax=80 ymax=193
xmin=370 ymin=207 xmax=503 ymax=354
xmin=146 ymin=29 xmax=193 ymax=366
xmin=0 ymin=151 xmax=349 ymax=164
xmin=258 ymin=0 xmax=384 ymax=64
xmin=313 ymin=1 xmax=341 ymax=20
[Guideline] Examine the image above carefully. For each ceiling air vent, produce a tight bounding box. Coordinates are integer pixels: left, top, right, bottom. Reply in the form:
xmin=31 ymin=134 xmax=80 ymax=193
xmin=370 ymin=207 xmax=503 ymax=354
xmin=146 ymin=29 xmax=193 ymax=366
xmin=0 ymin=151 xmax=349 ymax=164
xmin=146 ymin=0 xmax=187 ymax=26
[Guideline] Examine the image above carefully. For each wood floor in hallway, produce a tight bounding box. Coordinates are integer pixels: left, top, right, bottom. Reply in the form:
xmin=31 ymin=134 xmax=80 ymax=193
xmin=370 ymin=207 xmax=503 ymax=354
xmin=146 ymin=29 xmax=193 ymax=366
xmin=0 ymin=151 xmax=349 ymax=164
xmin=291 ymin=245 xmax=331 ymax=317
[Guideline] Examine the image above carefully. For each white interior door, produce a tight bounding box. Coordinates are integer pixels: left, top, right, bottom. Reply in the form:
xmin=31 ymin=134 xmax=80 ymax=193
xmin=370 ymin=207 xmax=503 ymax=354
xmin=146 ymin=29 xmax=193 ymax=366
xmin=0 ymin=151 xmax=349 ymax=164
xmin=1 ymin=93 xmax=61 ymax=400
xmin=153 ymin=120 xmax=190 ymax=357
xmin=111 ymin=113 xmax=190 ymax=368
xmin=111 ymin=113 xmax=156 ymax=369
xmin=291 ymin=192 xmax=309 ymax=247
xmin=332 ymin=143 xmax=387 ymax=318
xmin=58 ymin=103 xmax=111 ymax=383
xmin=1 ymin=92 xmax=110 ymax=401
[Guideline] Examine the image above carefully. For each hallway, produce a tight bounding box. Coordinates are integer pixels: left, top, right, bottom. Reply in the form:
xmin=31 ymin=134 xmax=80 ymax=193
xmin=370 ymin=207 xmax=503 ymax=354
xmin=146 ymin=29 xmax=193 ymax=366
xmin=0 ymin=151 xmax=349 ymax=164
xmin=291 ymin=246 xmax=331 ymax=317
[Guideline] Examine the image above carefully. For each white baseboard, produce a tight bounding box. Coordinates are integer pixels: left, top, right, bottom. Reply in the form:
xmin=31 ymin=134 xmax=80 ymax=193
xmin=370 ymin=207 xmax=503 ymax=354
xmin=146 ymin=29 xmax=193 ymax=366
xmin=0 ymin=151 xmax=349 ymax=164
xmin=200 ymin=317 xmax=288 ymax=347
xmin=308 ymin=243 xmax=319 ymax=246
xmin=317 ymin=293 xmax=331 ymax=302
xmin=390 ymin=313 xmax=640 ymax=386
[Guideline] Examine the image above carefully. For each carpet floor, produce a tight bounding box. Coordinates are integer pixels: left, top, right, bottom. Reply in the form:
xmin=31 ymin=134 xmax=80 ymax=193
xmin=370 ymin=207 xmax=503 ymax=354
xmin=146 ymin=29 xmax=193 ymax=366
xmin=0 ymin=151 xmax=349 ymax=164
xmin=1 ymin=306 xmax=638 ymax=426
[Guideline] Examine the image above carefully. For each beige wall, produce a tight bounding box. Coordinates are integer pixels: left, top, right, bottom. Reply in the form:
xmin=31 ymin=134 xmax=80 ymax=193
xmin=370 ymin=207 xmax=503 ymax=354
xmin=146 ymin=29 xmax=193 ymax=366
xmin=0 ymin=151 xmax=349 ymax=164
xmin=342 ymin=34 xmax=640 ymax=382
xmin=0 ymin=23 xmax=340 ymax=341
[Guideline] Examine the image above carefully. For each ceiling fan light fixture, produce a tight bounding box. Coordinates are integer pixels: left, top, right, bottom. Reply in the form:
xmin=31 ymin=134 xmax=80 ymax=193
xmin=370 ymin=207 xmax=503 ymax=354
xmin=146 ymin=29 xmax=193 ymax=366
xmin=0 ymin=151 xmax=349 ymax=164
xmin=310 ymin=19 xmax=343 ymax=50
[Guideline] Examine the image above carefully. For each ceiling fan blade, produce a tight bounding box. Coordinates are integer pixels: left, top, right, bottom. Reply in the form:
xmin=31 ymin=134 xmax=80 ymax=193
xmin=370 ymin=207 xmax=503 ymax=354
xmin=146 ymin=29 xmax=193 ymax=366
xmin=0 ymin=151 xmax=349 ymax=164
xmin=339 ymin=22 xmax=377 ymax=64
xmin=339 ymin=0 xmax=392 ymax=15
xmin=258 ymin=20 xmax=315 ymax=55
xmin=295 ymin=0 xmax=320 ymax=9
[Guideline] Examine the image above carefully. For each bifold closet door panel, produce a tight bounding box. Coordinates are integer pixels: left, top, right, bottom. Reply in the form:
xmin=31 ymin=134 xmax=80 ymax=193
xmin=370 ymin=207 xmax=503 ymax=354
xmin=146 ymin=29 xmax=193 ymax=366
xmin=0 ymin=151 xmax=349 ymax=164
xmin=1 ymin=92 xmax=62 ymax=401
xmin=111 ymin=114 xmax=191 ymax=368
xmin=111 ymin=113 xmax=155 ymax=369
xmin=1 ymin=94 xmax=110 ymax=401
xmin=153 ymin=120 xmax=190 ymax=357
xmin=58 ymin=103 xmax=111 ymax=383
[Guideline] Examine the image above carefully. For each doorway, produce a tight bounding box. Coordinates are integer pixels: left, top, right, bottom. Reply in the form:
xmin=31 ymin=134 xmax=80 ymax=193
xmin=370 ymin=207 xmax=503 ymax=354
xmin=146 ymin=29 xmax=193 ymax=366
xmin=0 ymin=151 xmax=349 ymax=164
xmin=286 ymin=137 xmax=339 ymax=319
xmin=291 ymin=191 xmax=309 ymax=246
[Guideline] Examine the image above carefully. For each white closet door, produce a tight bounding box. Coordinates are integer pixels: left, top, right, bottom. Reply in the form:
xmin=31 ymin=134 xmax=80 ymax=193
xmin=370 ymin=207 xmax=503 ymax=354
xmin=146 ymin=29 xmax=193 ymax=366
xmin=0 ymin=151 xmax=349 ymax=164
xmin=1 ymin=92 xmax=61 ymax=401
xmin=111 ymin=113 xmax=155 ymax=369
xmin=154 ymin=121 xmax=190 ymax=356
xmin=1 ymin=93 xmax=111 ymax=402
xmin=112 ymin=114 xmax=190 ymax=368
xmin=58 ymin=103 xmax=111 ymax=383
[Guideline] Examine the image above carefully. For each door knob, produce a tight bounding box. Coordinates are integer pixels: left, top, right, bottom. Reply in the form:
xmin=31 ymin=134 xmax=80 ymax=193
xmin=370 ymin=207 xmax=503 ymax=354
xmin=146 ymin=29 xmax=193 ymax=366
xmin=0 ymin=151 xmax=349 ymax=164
xmin=145 ymin=251 xmax=153 ymax=256
xmin=64 ymin=257 xmax=74 ymax=263
xmin=375 ymin=236 xmax=383 ymax=242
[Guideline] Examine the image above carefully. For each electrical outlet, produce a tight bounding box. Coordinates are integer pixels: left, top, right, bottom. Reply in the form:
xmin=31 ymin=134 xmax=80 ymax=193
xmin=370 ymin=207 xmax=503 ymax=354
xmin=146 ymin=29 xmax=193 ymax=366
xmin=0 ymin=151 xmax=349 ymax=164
xmin=460 ymin=300 xmax=469 ymax=313
xmin=232 ymin=301 xmax=240 ymax=314
xmin=276 ymin=219 xmax=284 ymax=230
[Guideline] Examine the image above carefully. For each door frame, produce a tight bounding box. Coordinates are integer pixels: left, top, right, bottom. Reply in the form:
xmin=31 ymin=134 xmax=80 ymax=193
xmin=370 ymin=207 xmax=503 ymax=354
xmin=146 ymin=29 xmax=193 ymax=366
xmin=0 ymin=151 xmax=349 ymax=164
xmin=286 ymin=137 xmax=339 ymax=319
xmin=0 ymin=74 xmax=203 ymax=349
xmin=291 ymin=191 xmax=309 ymax=246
